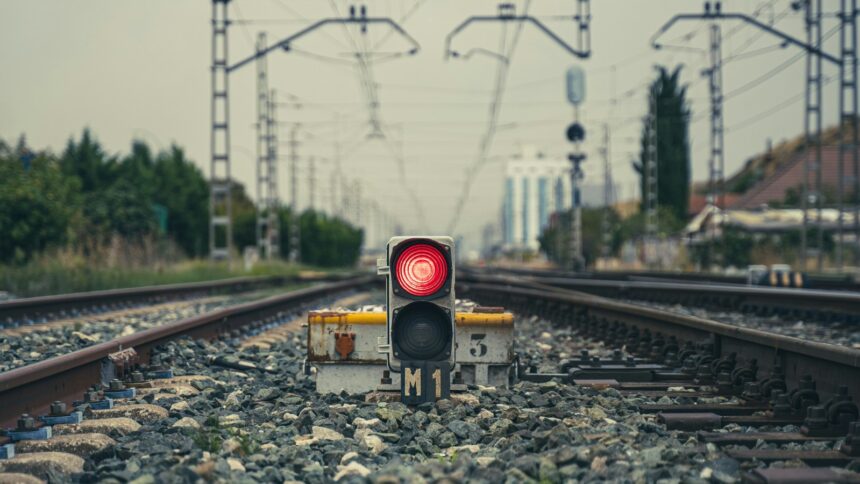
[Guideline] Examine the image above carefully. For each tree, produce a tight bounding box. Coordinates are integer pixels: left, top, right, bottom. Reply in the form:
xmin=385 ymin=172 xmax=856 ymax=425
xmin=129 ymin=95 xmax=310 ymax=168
xmin=59 ymin=129 xmax=117 ymax=193
xmin=632 ymin=66 xmax=691 ymax=222
xmin=0 ymin=141 xmax=79 ymax=263
xmin=152 ymin=146 xmax=210 ymax=257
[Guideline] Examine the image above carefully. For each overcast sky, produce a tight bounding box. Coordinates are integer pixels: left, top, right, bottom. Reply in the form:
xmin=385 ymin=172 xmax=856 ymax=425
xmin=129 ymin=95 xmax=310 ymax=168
xmin=0 ymin=1 xmax=846 ymax=253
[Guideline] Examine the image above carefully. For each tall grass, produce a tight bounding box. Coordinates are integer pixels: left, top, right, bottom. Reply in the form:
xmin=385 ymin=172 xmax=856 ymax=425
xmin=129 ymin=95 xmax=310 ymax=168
xmin=0 ymin=236 xmax=315 ymax=297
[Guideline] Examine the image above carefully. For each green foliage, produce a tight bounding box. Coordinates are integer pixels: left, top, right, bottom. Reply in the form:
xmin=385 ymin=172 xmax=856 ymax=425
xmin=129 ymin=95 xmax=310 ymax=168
xmin=726 ymin=168 xmax=760 ymax=194
xmin=632 ymin=65 xmax=691 ymax=222
xmin=689 ymin=226 xmax=834 ymax=268
xmin=276 ymin=208 xmax=364 ymax=267
xmin=0 ymin=142 xmax=79 ymax=263
xmin=0 ymin=259 xmax=306 ymax=297
xmin=230 ymin=181 xmax=259 ymax=253
xmin=151 ymin=146 xmax=210 ymax=257
xmin=539 ymin=207 xmax=623 ymax=267
xmin=616 ymin=206 xmax=686 ymax=243
xmin=1 ymin=129 xmax=364 ymax=271
xmin=193 ymin=417 xmax=223 ymax=453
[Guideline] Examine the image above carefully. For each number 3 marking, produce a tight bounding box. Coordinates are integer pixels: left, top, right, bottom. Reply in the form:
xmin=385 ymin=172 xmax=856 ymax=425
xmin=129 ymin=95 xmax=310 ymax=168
xmin=470 ymin=334 xmax=487 ymax=357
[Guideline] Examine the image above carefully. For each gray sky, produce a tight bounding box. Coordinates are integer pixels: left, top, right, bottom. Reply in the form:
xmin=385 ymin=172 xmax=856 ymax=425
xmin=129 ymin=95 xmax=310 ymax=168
xmin=1 ymin=1 xmax=845 ymax=253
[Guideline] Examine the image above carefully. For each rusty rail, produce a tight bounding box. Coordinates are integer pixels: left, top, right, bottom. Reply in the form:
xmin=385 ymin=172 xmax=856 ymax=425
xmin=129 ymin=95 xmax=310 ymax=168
xmin=458 ymin=276 xmax=860 ymax=411
xmin=0 ymin=272 xmax=358 ymax=325
xmin=0 ymin=275 xmax=377 ymax=428
xmin=469 ymin=265 xmax=859 ymax=290
xmin=459 ymin=269 xmax=860 ymax=321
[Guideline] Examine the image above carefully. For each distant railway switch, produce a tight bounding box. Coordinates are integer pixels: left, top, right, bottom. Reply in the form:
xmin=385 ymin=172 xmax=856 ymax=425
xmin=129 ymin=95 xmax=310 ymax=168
xmin=306 ymin=309 xmax=515 ymax=395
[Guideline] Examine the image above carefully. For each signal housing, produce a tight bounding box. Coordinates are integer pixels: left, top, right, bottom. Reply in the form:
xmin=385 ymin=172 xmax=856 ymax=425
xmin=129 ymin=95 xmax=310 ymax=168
xmin=381 ymin=236 xmax=456 ymax=373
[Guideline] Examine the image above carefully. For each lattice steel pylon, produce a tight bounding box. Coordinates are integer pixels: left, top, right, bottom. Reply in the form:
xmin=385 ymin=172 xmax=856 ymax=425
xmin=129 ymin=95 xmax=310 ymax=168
xmin=288 ymin=124 xmax=300 ymax=263
xmin=255 ymin=33 xmax=279 ymax=260
xmin=802 ymin=0 xmax=824 ymax=271
xmin=645 ymin=87 xmax=659 ymax=268
xmin=600 ymin=124 xmax=614 ymax=262
xmin=265 ymin=88 xmax=280 ymax=259
xmin=838 ymin=0 xmax=858 ymax=268
xmin=707 ymin=22 xmax=725 ymax=266
xmin=210 ymin=0 xmax=232 ymax=261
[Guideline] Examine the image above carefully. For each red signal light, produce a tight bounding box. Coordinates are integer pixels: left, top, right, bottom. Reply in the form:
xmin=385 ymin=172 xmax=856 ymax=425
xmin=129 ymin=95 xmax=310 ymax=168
xmin=394 ymin=243 xmax=448 ymax=297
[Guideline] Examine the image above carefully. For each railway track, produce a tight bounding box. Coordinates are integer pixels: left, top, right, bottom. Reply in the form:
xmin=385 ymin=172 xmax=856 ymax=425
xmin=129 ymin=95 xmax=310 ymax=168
xmin=1 ymin=271 xmax=858 ymax=482
xmin=0 ymin=272 xmax=353 ymax=327
xmin=0 ymin=275 xmax=376 ymax=428
xmin=463 ymin=268 xmax=860 ymax=322
xmin=482 ymin=266 xmax=860 ymax=291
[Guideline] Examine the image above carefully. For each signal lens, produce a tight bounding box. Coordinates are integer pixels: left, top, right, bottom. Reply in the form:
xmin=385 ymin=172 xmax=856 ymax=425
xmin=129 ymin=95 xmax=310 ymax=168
xmin=395 ymin=243 xmax=448 ymax=297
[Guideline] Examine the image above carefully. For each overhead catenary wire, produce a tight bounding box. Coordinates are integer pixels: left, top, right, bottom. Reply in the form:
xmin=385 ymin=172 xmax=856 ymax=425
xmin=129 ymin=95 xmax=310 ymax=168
xmin=446 ymin=0 xmax=532 ymax=235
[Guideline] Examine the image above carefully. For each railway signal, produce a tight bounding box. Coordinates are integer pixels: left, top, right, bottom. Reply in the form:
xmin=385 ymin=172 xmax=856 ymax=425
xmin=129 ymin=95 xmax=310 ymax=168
xmin=378 ymin=236 xmax=456 ymax=404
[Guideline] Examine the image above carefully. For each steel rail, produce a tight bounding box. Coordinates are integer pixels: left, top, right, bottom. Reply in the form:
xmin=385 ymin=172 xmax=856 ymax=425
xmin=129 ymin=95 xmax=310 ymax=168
xmin=467 ymin=266 xmax=859 ymax=291
xmin=0 ymin=275 xmax=377 ymax=428
xmin=0 ymin=273 xmax=355 ymax=325
xmin=460 ymin=268 xmax=860 ymax=319
xmin=458 ymin=276 xmax=860 ymax=407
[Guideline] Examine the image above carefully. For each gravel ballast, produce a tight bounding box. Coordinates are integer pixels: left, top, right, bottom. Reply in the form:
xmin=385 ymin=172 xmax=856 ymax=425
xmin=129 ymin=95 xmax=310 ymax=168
xmin=64 ymin=296 xmax=853 ymax=483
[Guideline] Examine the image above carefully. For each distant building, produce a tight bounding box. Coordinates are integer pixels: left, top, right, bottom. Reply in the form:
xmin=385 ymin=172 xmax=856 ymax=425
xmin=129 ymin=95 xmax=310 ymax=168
xmin=501 ymin=146 xmax=571 ymax=251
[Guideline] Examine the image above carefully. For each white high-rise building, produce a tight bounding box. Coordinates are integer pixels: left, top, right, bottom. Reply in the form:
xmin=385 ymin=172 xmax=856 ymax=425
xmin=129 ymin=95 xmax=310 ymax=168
xmin=501 ymin=146 xmax=571 ymax=251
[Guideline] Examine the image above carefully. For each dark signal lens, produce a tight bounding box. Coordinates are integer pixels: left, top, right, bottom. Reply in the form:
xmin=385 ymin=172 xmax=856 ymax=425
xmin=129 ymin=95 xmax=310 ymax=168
xmin=393 ymin=302 xmax=450 ymax=360
xmin=394 ymin=243 xmax=448 ymax=297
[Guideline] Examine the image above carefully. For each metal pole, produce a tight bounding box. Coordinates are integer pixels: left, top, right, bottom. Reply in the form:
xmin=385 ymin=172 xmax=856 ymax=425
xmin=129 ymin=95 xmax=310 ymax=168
xmin=266 ymin=88 xmax=279 ymax=259
xmin=308 ymin=156 xmax=316 ymax=211
xmin=289 ymin=125 xmax=300 ymax=263
xmin=255 ymin=32 xmax=269 ymax=258
xmin=705 ymin=22 xmax=725 ymax=269
xmin=645 ymin=85 xmax=659 ymax=268
xmin=839 ymin=0 xmax=858 ymax=268
xmin=802 ymin=0 xmax=823 ymax=271
xmin=600 ymin=124 xmax=613 ymax=263
xmin=210 ymin=0 xmax=232 ymax=262
xmin=568 ymin=109 xmax=585 ymax=271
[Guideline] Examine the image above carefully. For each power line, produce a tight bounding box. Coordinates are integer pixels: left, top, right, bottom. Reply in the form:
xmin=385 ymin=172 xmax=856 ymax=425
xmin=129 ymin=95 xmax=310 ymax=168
xmin=446 ymin=0 xmax=533 ymax=235
xmin=725 ymin=75 xmax=835 ymax=132
xmin=723 ymin=23 xmax=840 ymax=101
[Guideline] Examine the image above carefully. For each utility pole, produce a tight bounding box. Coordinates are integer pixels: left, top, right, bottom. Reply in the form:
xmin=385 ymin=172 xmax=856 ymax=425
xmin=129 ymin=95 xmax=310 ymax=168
xmin=802 ymin=0 xmax=824 ymax=272
xmin=600 ymin=124 xmax=614 ymax=264
xmin=565 ymin=66 xmax=586 ymax=271
xmin=332 ymin=113 xmax=343 ymax=218
xmin=653 ymin=1 xmax=851 ymax=271
xmin=838 ymin=0 xmax=859 ymax=267
xmin=266 ymin=88 xmax=279 ymax=259
xmin=308 ymin=156 xmax=316 ymax=211
xmin=707 ymin=20 xmax=725 ymax=268
xmin=255 ymin=32 xmax=277 ymax=260
xmin=210 ymin=3 xmax=421 ymax=261
xmin=210 ymin=0 xmax=232 ymax=262
xmin=288 ymin=125 xmax=300 ymax=263
xmin=645 ymin=87 xmax=659 ymax=268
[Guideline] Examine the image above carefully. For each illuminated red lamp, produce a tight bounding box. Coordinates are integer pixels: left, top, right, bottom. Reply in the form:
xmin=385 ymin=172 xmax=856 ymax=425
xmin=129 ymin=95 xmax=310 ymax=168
xmin=394 ymin=243 xmax=449 ymax=297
